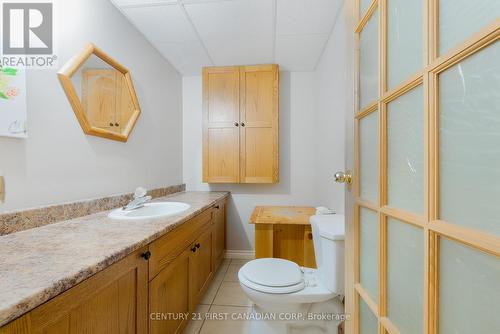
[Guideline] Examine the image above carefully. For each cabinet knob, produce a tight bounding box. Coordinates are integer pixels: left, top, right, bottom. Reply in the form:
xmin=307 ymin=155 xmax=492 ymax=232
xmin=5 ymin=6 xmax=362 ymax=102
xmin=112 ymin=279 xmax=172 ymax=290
xmin=115 ymin=123 xmax=119 ymax=127
xmin=141 ymin=251 xmax=151 ymax=260
xmin=214 ymin=205 xmax=220 ymax=209
xmin=191 ymin=246 xmax=197 ymax=253
xmin=109 ymin=123 xmax=114 ymax=127
xmin=241 ymin=122 xmax=245 ymax=127
xmin=196 ymin=243 xmax=201 ymax=249
xmin=234 ymin=122 xmax=239 ymax=127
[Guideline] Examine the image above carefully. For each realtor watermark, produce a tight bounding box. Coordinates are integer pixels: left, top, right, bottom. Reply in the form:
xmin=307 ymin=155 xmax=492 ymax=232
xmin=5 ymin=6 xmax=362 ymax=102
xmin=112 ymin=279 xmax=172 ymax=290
xmin=150 ymin=312 xmax=351 ymax=322
xmin=1 ymin=0 xmax=57 ymax=68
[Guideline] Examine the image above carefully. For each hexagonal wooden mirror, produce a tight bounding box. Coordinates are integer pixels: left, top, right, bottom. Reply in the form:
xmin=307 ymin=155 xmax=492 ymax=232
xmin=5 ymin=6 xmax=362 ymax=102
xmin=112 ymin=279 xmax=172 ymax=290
xmin=58 ymin=43 xmax=141 ymax=142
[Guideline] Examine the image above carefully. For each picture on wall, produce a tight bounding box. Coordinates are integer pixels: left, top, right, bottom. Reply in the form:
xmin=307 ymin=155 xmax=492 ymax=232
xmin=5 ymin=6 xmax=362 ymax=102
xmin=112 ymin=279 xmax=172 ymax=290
xmin=0 ymin=66 xmax=27 ymax=138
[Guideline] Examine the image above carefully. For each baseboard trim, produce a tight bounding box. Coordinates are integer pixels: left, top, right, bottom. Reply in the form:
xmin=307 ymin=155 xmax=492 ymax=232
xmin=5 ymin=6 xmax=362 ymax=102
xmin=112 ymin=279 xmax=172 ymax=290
xmin=224 ymin=250 xmax=255 ymax=260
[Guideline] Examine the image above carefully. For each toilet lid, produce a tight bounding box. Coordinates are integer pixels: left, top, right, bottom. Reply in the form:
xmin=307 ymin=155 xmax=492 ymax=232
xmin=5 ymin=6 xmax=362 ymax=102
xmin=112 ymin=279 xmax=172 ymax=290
xmin=240 ymin=258 xmax=303 ymax=287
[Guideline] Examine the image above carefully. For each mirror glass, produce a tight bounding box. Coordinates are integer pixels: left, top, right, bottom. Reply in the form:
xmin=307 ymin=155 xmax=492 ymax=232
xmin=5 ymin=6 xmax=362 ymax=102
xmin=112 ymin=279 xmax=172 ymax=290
xmin=71 ymin=54 xmax=135 ymax=135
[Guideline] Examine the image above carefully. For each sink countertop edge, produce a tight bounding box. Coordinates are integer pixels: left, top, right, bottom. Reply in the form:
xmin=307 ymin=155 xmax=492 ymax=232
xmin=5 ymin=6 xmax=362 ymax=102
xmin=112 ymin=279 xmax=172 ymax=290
xmin=0 ymin=191 xmax=230 ymax=327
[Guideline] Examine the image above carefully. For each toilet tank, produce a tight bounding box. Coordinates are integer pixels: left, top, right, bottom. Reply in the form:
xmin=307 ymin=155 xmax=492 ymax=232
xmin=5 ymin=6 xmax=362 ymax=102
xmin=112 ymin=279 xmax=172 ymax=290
xmin=310 ymin=214 xmax=345 ymax=295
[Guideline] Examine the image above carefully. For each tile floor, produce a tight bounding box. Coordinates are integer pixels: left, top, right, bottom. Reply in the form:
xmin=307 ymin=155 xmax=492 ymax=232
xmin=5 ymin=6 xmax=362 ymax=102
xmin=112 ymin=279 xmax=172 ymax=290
xmin=184 ymin=258 xmax=254 ymax=334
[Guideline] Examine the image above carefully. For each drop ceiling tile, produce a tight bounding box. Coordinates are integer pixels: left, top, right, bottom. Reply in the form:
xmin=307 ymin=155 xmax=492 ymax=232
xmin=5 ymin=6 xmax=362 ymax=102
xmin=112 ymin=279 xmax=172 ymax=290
xmin=112 ymin=0 xmax=178 ymax=7
xmin=275 ymin=34 xmax=329 ymax=71
xmin=184 ymin=0 xmax=275 ymax=40
xmin=155 ymin=41 xmax=212 ymax=75
xmin=276 ymin=0 xmax=342 ymax=35
xmin=123 ymin=5 xmax=198 ymax=44
xmin=206 ymin=37 xmax=274 ymax=66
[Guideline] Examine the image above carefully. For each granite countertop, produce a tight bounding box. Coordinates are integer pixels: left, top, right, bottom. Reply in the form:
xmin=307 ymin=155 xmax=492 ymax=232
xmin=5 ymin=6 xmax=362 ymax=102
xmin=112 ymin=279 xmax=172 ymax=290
xmin=0 ymin=191 xmax=229 ymax=327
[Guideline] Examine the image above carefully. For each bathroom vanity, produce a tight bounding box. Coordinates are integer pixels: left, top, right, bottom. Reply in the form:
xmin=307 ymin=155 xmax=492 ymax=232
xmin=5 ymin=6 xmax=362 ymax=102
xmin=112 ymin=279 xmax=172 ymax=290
xmin=0 ymin=192 xmax=228 ymax=334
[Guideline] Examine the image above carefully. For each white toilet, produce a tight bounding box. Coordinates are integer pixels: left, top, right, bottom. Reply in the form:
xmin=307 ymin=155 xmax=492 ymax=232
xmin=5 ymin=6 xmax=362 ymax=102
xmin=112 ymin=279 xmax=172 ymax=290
xmin=238 ymin=214 xmax=345 ymax=334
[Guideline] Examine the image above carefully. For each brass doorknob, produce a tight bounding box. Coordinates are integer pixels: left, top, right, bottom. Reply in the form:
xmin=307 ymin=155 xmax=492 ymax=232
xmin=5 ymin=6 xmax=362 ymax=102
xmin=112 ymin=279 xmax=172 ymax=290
xmin=334 ymin=171 xmax=352 ymax=185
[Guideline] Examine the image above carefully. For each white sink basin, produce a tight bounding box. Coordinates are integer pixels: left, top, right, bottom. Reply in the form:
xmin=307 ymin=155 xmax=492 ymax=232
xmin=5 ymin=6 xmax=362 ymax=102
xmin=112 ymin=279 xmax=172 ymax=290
xmin=108 ymin=202 xmax=191 ymax=220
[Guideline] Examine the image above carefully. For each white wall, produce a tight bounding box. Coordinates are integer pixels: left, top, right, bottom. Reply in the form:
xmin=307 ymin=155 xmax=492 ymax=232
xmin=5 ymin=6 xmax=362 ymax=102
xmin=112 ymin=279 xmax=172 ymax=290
xmin=183 ymin=2 xmax=350 ymax=252
xmin=314 ymin=2 xmax=348 ymax=212
xmin=0 ymin=0 xmax=183 ymax=212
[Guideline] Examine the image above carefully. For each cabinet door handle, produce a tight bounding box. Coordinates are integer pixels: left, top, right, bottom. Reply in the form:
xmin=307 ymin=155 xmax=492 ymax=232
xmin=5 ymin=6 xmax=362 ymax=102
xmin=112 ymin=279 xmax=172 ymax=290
xmin=240 ymin=122 xmax=245 ymax=127
xmin=141 ymin=251 xmax=151 ymax=260
xmin=214 ymin=205 xmax=220 ymax=209
xmin=234 ymin=122 xmax=239 ymax=127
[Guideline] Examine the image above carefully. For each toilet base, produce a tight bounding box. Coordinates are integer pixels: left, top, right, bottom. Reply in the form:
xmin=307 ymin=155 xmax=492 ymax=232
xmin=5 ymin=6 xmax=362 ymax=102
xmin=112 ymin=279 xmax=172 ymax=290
xmin=248 ymin=297 xmax=344 ymax=334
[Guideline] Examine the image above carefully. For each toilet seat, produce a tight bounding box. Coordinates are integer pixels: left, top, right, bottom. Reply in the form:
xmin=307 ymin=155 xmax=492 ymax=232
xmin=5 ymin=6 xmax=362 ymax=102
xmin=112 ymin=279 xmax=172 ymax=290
xmin=239 ymin=258 xmax=306 ymax=294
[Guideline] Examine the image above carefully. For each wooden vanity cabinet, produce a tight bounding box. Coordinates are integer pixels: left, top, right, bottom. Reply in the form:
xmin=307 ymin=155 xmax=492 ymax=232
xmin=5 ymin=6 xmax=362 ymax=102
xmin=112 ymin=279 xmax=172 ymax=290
xmin=203 ymin=65 xmax=279 ymax=184
xmin=1 ymin=247 xmax=149 ymax=334
xmin=1 ymin=199 xmax=228 ymax=334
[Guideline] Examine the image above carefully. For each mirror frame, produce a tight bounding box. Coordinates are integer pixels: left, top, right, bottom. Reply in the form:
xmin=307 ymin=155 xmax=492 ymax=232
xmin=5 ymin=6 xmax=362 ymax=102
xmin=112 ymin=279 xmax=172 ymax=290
xmin=57 ymin=43 xmax=141 ymax=142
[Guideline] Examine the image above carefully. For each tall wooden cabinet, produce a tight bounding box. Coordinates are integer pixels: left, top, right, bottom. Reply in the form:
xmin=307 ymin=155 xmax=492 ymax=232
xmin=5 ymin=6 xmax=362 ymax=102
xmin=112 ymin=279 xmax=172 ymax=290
xmin=203 ymin=65 xmax=279 ymax=184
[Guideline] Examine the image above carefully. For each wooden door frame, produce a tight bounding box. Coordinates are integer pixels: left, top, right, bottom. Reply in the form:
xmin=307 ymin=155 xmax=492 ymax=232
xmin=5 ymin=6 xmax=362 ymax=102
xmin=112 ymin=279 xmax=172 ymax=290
xmin=350 ymin=0 xmax=500 ymax=333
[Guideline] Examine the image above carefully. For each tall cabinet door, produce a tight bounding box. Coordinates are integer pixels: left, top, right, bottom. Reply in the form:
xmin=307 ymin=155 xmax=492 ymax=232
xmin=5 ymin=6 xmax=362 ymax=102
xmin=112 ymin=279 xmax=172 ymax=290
xmin=202 ymin=67 xmax=241 ymax=183
xmin=239 ymin=65 xmax=279 ymax=183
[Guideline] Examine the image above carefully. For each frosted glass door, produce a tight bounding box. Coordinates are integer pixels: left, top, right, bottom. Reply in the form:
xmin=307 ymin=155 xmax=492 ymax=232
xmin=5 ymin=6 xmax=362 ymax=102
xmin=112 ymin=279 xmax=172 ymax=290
xmin=353 ymin=1 xmax=499 ymax=333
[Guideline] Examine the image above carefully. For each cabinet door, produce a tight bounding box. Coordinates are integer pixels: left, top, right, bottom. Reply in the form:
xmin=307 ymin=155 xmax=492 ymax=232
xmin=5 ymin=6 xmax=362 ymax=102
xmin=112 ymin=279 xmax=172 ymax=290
xmin=149 ymin=249 xmax=191 ymax=334
xmin=82 ymin=69 xmax=118 ymax=130
xmin=29 ymin=248 xmax=149 ymax=334
xmin=203 ymin=67 xmax=240 ymax=183
xmin=240 ymin=65 xmax=279 ymax=183
xmin=212 ymin=202 xmax=226 ymax=269
xmin=189 ymin=228 xmax=214 ymax=307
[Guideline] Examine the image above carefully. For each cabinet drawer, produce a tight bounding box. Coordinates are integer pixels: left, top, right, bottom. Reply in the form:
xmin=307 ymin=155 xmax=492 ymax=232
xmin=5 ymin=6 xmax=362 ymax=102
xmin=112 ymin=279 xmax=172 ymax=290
xmin=149 ymin=209 xmax=213 ymax=279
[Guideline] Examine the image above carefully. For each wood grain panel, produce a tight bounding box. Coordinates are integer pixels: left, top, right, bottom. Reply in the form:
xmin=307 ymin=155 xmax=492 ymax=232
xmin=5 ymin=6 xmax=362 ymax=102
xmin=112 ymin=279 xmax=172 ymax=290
xmin=28 ymin=248 xmax=148 ymax=334
xmin=149 ymin=249 xmax=190 ymax=334
xmin=203 ymin=67 xmax=240 ymax=183
xmin=240 ymin=65 xmax=279 ymax=183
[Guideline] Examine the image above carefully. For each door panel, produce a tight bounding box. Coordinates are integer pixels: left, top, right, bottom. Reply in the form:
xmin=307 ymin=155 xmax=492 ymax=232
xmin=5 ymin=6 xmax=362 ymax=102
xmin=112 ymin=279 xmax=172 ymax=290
xmin=359 ymin=207 xmax=379 ymax=303
xmin=150 ymin=249 xmax=190 ymax=334
xmin=206 ymin=128 xmax=240 ymax=183
xmin=387 ymin=85 xmax=424 ymax=214
xmin=387 ymin=0 xmax=423 ymax=90
xmin=359 ymin=110 xmax=379 ymax=204
xmin=438 ymin=0 xmax=500 ymax=55
xmin=240 ymin=65 xmax=279 ymax=184
xmin=30 ymin=248 xmax=148 ymax=334
xmin=203 ymin=67 xmax=240 ymax=183
xmin=439 ymin=41 xmax=500 ymax=236
xmin=190 ymin=229 xmax=213 ymax=307
xmin=387 ymin=218 xmax=424 ymax=334
xmin=438 ymin=237 xmax=500 ymax=334
xmin=359 ymin=9 xmax=379 ymax=109
xmin=359 ymin=298 xmax=378 ymax=334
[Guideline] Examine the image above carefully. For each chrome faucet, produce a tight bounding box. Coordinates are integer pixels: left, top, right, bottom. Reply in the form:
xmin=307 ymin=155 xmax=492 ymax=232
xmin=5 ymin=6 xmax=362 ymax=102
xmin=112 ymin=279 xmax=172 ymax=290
xmin=123 ymin=187 xmax=152 ymax=211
